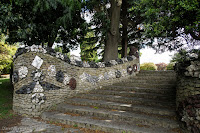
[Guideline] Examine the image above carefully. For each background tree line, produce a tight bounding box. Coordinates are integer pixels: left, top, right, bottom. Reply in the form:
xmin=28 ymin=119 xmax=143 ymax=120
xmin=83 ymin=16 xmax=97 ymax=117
xmin=0 ymin=0 xmax=199 ymax=62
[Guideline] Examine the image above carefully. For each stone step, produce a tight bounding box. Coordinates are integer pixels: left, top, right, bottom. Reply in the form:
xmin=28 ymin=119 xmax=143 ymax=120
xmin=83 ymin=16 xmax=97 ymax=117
xmin=130 ymin=76 xmax=176 ymax=80
xmin=114 ymin=83 xmax=176 ymax=89
xmin=102 ymin=86 xmax=176 ymax=95
xmin=64 ymin=98 xmax=176 ymax=117
xmin=121 ymin=79 xmax=176 ymax=84
xmin=56 ymin=104 xmax=179 ymax=129
xmin=42 ymin=111 xmax=179 ymax=133
xmin=76 ymin=94 xmax=176 ymax=108
xmin=139 ymin=70 xmax=175 ymax=74
xmin=90 ymin=90 xmax=175 ymax=101
xmin=67 ymin=94 xmax=176 ymax=109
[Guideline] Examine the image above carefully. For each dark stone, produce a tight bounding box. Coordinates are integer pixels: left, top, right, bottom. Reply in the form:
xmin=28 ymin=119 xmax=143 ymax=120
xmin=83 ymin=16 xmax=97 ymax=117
xmin=15 ymin=82 xmax=36 ymax=94
xmin=127 ymin=56 xmax=133 ymax=61
xmin=75 ymin=60 xmax=83 ymax=67
xmin=64 ymin=55 xmax=71 ymax=64
xmin=105 ymin=61 xmax=112 ymax=67
xmin=127 ymin=66 xmax=133 ymax=75
xmin=13 ymin=71 xmax=19 ymax=83
xmin=89 ymin=61 xmax=98 ymax=68
xmin=69 ymin=78 xmax=76 ymax=90
xmin=40 ymin=81 xmax=60 ymax=91
xmin=115 ymin=58 xmax=123 ymax=64
xmin=31 ymin=70 xmax=45 ymax=82
xmin=115 ymin=70 xmax=121 ymax=78
xmin=46 ymin=47 xmax=56 ymax=55
xmin=15 ymin=48 xmax=27 ymax=57
xmin=56 ymin=70 xmax=64 ymax=83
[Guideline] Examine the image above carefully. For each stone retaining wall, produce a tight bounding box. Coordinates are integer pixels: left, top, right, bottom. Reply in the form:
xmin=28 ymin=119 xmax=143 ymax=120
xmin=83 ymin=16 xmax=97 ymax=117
xmin=176 ymin=60 xmax=200 ymax=132
xmin=12 ymin=45 xmax=140 ymax=116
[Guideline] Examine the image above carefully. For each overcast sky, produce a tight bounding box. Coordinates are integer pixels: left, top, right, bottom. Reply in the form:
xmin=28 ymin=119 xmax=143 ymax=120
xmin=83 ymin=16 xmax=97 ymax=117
xmin=70 ymin=47 xmax=175 ymax=64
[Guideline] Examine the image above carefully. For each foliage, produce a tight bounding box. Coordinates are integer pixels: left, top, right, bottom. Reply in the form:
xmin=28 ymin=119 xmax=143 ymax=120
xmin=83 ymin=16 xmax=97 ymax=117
xmin=0 ymin=35 xmax=17 ymax=74
xmin=166 ymin=63 xmax=175 ymax=70
xmin=0 ymin=0 xmax=87 ymax=49
xmin=140 ymin=62 xmax=157 ymax=70
xmin=131 ymin=0 xmax=200 ymax=52
xmin=155 ymin=63 xmax=167 ymax=70
xmin=0 ymin=78 xmax=14 ymax=119
xmin=170 ymin=49 xmax=200 ymax=64
xmin=80 ymin=31 xmax=99 ymax=62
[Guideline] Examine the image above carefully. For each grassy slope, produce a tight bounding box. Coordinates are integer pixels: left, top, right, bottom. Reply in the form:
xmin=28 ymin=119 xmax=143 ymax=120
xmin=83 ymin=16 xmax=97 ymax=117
xmin=0 ymin=78 xmax=14 ymax=119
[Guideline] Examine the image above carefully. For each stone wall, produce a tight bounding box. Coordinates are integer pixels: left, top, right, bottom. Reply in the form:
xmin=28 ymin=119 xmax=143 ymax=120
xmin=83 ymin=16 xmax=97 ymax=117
xmin=176 ymin=60 xmax=200 ymax=132
xmin=12 ymin=45 xmax=140 ymax=116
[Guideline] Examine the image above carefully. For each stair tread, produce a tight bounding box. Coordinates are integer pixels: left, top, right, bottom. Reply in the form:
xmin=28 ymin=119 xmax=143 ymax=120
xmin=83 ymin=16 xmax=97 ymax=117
xmin=77 ymin=93 xmax=176 ymax=106
xmin=92 ymin=90 xmax=176 ymax=98
xmin=42 ymin=111 xmax=179 ymax=133
xmin=65 ymin=98 xmax=176 ymax=113
xmin=103 ymin=85 xmax=176 ymax=92
xmin=57 ymin=103 xmax=178 ymax=127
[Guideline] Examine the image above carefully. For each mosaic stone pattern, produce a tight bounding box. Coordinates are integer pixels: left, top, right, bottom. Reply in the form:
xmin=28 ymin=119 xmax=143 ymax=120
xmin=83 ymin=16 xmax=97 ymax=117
xmin=18 ymin=66 xmax=28 ymax=79
xmin=32 ymin=93 xmax=46 ymax=105
xmin=63 ymin=74 xmax=70 ymax=85
xmin=69 ymin=78 xmax=76 ymax=90
xmin=47 ymin=65 xmax=56 ymax=77
xmin=13 ymin=45 xmax=139 ymax=69
xmin=115 ymin=70 xmax=121 ymax=78
xmin=31 ymin=70 xmax=45 ymax=82
xmin=33 ymin=82 xmax=44 ymax=93
xmin=40 ymin=81 xmax=61 ymax=91
xmin=56 ymin=70 xmax=64 ymax=83
xmin=12 ymin=71 xmax=19 ymax=84
xmin=15 ymin=82 xmax=36 ymax=94
xmin=32 ymin=55 xmax=43 ymax=69
xmin=127 ymin=66 xmax=133 ymax=75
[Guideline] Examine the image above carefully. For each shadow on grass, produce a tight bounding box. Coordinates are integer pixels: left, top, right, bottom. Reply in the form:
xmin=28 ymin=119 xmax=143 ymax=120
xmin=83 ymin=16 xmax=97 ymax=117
xmin=0 ymin=77 xmax=14 ymax=119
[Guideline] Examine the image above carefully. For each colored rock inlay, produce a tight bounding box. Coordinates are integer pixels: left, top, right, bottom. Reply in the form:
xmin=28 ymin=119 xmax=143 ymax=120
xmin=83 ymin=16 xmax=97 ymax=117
xmin=63 ymin=74 xmax=70 ymax=85
xmin=15 ymin=82 xmax=36 ymax=94
xmin=40 ymin=81 xmax=61 ymax=91
xmin=69 ymin=78 xmax=76 ymax=90
xmin=56 ymin=70 xmax=64 ymax=83
xmin=31 ymin=93 xmax=46 ymax=105
xmin=18 ymin=66 xmax=28 ymax=79
xmin=32 ymin=55 xmax=43 ymax=69
xmin=115 ymin=70 xmax=121 ymax=78
xmin=31 ymin=70 xmax=45 ymax=82
xmin=127 ymin=66 xmax=133 ymax=75
xmin=12 ymin=71 xmax=19 ymax=83
xmin=47 ymin=65 xmax=56 ymax=77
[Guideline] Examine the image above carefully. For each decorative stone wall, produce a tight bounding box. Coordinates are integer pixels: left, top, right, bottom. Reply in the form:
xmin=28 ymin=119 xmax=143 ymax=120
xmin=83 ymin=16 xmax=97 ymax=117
xmin=12 ymin=45 xmax=140 ymax=116
xmin=176 ymin=60 xmax=200 ymax=132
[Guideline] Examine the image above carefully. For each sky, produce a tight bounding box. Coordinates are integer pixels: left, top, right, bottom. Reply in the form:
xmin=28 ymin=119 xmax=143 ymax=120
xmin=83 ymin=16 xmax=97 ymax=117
xmin=70 ymin=47 xmax=175 ymax=64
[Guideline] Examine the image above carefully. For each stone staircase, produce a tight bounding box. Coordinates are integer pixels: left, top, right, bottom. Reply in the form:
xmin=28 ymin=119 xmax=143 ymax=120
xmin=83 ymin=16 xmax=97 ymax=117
xmin=41 ymin=70 xmax=181 ymax=133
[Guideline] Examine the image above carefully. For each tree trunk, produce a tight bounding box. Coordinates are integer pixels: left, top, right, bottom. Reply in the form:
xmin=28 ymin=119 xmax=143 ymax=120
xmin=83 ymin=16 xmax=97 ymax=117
xmin=121 ymin=0 xmax=128 ymax=58
xmin=103 ymin=0 xmax=122 ymax=61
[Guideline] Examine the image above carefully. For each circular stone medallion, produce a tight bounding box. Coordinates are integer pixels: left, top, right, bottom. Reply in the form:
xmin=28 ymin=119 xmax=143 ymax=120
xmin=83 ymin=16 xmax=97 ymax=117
xmin=69 ymin=78 xmax=76 ymax=90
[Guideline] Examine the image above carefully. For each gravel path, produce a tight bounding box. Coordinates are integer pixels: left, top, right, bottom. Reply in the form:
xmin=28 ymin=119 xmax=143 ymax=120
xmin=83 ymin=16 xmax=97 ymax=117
xmin=6 ymin=117 xmax=83 ymax=133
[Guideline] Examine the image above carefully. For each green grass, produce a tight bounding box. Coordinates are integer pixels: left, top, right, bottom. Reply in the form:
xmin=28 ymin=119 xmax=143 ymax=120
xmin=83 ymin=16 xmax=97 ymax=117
xmin=0 ymin=77 xmax=14 ymax=119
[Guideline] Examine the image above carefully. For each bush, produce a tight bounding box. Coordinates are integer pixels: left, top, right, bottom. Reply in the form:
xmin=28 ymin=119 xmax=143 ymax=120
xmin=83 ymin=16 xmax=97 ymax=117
xmin=166 ymin=63 xmax=175 ymax=70
xmin=155 ymin=63 xmax=167 ymax=70
xmin=0 ymin=36 xmax=17 ymax=75
xmin=140 ymin=62 xmax=157 ymax=70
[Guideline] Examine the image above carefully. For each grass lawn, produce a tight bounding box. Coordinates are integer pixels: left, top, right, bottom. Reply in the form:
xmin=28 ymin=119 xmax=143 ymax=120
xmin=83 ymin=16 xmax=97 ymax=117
xmin=0 ymin=77 xmax=15 ymax=119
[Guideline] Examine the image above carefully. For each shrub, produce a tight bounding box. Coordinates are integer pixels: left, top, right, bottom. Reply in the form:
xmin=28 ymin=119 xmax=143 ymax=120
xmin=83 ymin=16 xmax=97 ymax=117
xmin=0 ymin=36 xmax=17 ymax=75
xmin=140 ymin=62 xmax=157 ymax=70
xmin=166 ymin=63 xmax=175 ymax=70
xmin=155 ymin=63 xmax=167 ymax=70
